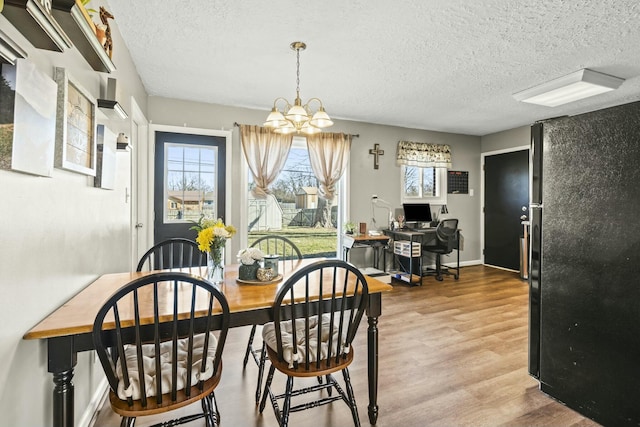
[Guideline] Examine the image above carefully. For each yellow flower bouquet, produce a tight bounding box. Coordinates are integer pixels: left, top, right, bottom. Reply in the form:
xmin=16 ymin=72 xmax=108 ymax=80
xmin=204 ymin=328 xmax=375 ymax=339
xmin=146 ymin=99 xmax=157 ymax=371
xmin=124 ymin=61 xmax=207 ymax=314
xmin=191 ymin=217 xmax=236 ymax=283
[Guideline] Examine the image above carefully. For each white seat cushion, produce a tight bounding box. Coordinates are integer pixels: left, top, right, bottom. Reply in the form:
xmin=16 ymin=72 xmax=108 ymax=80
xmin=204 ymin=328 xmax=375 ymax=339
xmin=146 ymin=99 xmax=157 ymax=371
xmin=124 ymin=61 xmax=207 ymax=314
xmin=262 ymin=314 xmax=349 ymax=368
xmin=115 ymin=332 xmax=217 ymax=400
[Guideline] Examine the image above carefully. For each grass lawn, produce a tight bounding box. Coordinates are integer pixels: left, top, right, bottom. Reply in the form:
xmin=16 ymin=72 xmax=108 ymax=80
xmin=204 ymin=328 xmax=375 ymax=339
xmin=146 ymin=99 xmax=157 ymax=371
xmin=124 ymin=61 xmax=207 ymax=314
xmin=248 ymin=227 xmax=338 ymax=258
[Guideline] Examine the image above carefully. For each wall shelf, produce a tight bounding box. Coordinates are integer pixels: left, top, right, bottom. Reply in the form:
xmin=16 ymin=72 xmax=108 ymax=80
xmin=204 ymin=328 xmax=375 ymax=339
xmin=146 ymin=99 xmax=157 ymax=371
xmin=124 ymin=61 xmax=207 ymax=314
xmin=0 ymin=29 xmax=29 ymax=63
xmin=50 ymin=0 xmax=115 ymax=73
xmin=2 ymin=0 xmax=72 ymax=51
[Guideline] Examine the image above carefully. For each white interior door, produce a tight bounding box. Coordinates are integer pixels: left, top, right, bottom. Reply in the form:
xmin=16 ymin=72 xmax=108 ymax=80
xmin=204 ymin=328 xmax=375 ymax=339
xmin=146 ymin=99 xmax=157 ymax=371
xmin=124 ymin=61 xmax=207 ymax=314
xmin=130 ymin=98 xmax=150 ymax=269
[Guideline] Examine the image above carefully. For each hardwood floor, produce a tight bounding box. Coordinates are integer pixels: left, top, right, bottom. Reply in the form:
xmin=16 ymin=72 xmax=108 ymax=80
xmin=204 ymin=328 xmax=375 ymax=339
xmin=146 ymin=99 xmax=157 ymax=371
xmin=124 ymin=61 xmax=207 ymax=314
xmin=93 ymin=266 xmax=601 ymax=427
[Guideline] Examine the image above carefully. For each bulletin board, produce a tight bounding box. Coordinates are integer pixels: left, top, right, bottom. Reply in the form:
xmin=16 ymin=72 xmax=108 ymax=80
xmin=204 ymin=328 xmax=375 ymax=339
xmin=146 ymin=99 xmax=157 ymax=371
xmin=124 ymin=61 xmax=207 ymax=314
xmin=447 ymin=170 xmax=469 ymax=194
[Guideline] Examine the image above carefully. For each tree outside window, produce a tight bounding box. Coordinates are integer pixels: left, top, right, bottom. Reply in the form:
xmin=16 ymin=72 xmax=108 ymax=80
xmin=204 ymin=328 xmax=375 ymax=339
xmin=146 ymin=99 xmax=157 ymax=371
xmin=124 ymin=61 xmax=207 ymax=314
xmin=403 ymin=166 xmax=437 ymax=198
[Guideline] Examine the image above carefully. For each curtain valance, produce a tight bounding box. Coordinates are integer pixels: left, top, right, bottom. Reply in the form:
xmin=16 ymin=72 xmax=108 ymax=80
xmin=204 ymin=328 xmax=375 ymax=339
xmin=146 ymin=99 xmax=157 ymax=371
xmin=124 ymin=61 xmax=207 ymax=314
xmin=396 ymin=140 xmax=452 ymax=168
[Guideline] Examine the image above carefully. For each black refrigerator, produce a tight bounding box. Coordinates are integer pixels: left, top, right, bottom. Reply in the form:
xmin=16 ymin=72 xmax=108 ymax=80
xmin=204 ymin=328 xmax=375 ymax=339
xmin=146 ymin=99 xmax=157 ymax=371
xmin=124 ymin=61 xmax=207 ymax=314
xmin=529 ymin=100 xmax=640 ymax=426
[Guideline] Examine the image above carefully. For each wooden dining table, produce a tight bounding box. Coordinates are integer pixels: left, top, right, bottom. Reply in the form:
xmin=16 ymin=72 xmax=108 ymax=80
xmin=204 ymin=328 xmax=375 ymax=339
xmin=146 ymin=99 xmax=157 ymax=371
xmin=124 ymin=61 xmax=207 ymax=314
xmin=24 ymin=259 xmax=392 ymax=427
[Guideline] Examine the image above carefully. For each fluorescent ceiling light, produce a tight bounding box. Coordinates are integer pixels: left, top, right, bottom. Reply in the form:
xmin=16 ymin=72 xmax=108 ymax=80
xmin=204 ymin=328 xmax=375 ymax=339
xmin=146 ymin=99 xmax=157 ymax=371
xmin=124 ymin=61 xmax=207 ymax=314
xmin=513 ymin=69 xmax=624 ymax=107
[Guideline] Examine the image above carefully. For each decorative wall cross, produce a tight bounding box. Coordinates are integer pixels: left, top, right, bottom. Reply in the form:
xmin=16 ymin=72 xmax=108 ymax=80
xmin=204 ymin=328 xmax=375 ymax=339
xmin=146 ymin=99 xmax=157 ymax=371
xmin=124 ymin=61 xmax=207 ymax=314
xmin=369 ymin=143 xmax=384 ymax=169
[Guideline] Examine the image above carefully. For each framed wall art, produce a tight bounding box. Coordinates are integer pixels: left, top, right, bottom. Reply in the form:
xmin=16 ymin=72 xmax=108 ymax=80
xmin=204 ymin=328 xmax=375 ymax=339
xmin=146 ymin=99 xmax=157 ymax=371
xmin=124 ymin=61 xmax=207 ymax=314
xmin=54 ymin=67 xmax=97 ymax=176
xmin=0 ymin=58 xmax=57 ymax=176
xmin=94 ymin=124 xmax=116 ymax=190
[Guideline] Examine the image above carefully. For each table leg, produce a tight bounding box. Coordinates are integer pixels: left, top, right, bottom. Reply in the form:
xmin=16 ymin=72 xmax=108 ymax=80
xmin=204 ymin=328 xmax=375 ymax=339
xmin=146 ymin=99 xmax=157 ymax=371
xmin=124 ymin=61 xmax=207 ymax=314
xmin=48 ymin=336 xmax=77 ymax=427
xmin=366 ymin=293 xmax=382 ymax=424
xmin=382 ymin=245 xmax=387 ymax=273
xmin=53 ymin=370 xmax=74 ymax=427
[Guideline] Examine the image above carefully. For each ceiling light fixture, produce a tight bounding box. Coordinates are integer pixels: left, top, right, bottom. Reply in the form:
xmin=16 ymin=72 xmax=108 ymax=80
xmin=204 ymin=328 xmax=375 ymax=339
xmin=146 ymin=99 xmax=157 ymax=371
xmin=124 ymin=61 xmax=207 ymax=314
xmin=513 ymin=68 xmax=624 ymax=107
xmin=264 ymin=41 xmax=333 ymax=135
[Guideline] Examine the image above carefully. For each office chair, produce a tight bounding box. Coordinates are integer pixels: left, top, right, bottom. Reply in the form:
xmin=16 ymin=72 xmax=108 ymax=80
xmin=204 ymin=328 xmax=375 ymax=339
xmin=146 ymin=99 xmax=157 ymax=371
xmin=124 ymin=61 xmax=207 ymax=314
xmin=92 ymin=272 xmax=230 ymax=427
xmin=258 ymin=259 xmax=369 ymax=427
xmin=136 ymin=238 xmax=205 ymax=272
xmin=244 ymin=235 xmax=302 ymax=403
xmin=423 ymin=218 xmax=459 ymax=281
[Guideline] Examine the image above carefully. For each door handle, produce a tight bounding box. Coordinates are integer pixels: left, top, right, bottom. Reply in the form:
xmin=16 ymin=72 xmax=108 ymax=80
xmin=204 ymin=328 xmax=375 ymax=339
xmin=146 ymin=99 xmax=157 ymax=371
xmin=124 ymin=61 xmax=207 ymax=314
xmin=135 ymin=223 xmax=143 ymax=229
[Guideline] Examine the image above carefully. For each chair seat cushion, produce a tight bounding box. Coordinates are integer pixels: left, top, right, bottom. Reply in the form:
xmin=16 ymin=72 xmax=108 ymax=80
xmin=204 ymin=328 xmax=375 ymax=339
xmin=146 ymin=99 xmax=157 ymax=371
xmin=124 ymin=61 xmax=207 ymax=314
xmin=115 ymin=332 xmax=217 ymax=400
xmin=262 ymin=314 xmax=348 ymax=368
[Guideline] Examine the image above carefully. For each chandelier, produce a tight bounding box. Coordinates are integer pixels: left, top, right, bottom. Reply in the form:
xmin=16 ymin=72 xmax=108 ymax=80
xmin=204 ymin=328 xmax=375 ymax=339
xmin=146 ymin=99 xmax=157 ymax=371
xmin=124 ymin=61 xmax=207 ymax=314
xmin=263 ymin=41 xmax=333 ymax=135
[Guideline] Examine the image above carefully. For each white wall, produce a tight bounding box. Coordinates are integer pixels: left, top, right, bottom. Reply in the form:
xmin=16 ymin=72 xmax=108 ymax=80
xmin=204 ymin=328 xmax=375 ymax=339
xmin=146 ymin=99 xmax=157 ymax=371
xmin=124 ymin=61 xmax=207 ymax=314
xmin=0 ymin=2 xmax=147 ymax=424
xmin=481 ymin=125 xmax=530 ymax=153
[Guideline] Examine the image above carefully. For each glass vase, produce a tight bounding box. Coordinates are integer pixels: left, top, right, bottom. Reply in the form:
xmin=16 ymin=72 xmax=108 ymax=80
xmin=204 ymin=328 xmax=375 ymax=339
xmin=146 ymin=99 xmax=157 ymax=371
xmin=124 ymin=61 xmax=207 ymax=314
xmin=207 ymin=246 xmax=225 ymax=285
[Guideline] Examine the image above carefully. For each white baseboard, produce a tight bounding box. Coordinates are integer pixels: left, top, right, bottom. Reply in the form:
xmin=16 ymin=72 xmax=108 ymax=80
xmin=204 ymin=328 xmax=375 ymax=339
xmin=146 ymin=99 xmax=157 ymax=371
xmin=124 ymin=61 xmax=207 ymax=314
xmin=482 ymin=263 xmax=519 ymax=273
xmin=80 ymin=377 xmax=109 ymax=427
xmin=443 ymin=259 xmax=482 ymax=268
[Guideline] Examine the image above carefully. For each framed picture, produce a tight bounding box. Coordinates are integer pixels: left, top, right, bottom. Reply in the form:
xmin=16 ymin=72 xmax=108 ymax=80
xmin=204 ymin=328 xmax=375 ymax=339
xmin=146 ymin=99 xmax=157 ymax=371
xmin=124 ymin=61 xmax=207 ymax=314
xmin=0 ymin=58 xmax=57 ymax=176
xmin=94 ymin=124 xmax=117 ymax=190
xmin=54 ymin=67 xmax=97 ymax=176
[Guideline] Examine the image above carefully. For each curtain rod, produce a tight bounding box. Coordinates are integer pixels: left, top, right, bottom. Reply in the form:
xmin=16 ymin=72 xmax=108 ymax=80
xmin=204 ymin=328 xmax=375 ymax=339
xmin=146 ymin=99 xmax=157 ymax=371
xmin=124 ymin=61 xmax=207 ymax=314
xmin=233 ymin=122 xmax=359 ymax=138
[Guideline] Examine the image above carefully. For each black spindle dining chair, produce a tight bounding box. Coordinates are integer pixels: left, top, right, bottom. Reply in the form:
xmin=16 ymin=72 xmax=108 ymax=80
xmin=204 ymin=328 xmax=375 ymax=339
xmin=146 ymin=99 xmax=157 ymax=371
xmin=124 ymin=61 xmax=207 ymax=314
xmin=92 ymin=272 xmax=229 ymax=427
xmin=258 ymin=259 xmax=369 ymax=427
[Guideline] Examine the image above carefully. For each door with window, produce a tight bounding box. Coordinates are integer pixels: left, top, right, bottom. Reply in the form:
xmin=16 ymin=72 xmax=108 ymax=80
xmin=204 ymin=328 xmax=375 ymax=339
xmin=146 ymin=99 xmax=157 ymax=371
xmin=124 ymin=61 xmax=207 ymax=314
xmin=154 ymin=132 xmax=226 ymax=244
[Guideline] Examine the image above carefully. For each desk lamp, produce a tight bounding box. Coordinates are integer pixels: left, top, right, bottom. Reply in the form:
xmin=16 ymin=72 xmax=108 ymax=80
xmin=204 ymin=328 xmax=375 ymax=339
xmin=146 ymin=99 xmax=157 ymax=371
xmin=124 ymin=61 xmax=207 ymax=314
xmin=371 ymin=195 xmax=393 ymax=231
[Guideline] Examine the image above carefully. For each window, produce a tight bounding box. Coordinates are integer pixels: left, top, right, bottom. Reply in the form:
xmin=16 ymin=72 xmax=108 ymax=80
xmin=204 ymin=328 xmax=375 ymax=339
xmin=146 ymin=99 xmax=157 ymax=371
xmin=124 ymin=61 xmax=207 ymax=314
xmin=164 ymin=143 xmax=218 ymax=222
xmin=401 ymin=165 xmax=447 ymax=205
xmin=245 ymin=137 xmax=339 ymax=259
xmin=396 ymin=141 xmax=451 ymax=205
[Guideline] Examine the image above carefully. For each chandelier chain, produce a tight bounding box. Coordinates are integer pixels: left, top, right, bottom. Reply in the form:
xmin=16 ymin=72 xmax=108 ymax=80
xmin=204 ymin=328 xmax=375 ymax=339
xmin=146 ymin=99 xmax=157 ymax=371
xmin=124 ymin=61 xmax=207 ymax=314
xmin=295 ymin=46 xmax=301 ymax=99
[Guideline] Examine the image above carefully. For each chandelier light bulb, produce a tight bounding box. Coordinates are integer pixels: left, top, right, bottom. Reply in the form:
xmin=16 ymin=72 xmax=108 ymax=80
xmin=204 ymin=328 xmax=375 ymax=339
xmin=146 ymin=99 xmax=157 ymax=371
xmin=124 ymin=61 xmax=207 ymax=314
xmin=309 ymin=106 xmax=334 ymax=128
xmin=263 ymin=107 xmax=288 ymax=128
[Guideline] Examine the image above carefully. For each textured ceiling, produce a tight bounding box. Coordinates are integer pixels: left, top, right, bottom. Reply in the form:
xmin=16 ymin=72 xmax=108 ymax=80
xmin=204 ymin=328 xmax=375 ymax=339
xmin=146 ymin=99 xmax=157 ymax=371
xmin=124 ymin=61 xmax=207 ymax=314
xmin=106 ymin=0 xmax=640 ymax=136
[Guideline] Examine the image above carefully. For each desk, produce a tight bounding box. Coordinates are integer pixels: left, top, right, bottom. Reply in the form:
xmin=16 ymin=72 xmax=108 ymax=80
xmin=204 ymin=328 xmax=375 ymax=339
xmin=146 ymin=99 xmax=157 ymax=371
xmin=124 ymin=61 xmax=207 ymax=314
xmin=342 ymin=234 xmax=389 ymax=273
xmin=383 ymin=228 xmax=460 ymax=284
xmin=24 ymin=260 xmax=392 ymax=427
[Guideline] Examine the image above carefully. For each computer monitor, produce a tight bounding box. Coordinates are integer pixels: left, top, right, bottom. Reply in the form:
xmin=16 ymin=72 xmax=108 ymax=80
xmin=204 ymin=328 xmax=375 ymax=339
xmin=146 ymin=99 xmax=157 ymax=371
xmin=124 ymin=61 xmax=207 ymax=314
xmin=402 ymin=203 xmax=433 ymax=224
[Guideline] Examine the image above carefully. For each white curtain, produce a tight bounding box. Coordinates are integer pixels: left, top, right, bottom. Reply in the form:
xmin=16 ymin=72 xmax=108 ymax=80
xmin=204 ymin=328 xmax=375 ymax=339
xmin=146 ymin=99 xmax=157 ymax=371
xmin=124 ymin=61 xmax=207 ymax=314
xmin=306 ymin=133 xmax=352 ymax=201
xmin=396 ymin=140 xmax=452 ymax=168
xmin=240 ymin=125 xmax=293 ymax=198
